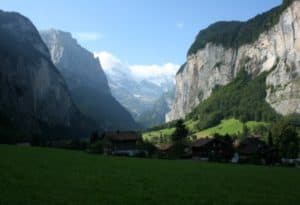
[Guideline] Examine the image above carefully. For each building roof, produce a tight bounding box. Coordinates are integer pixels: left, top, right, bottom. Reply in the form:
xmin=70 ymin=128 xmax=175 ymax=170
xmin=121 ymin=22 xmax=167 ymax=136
xmin=103 ymin=131 xmax=141 ymax=141
xmin=237 ymin=137 xmax=266 ymax=155
xmin=191 ymin=137 xmax=214 ymax=148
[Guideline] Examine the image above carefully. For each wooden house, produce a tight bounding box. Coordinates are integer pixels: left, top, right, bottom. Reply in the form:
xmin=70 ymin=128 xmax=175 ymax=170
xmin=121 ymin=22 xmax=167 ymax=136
xmin=235 ymin=136 xmax=278 ymax=164
xmin=191 ymin=137 xmax=233 ymax=161
xmin=102 ymin=131 xmax=143 ymax=156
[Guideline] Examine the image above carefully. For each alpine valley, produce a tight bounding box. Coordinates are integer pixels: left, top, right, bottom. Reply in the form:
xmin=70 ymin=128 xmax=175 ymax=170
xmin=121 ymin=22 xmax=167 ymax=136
xmin=1 ymin=0 xmax=300 ymax=143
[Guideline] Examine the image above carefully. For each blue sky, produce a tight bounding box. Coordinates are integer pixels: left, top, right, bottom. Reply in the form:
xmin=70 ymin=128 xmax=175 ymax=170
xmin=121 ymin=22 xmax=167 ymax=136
xmin=1 ymin=0 xmax=281 ymax=66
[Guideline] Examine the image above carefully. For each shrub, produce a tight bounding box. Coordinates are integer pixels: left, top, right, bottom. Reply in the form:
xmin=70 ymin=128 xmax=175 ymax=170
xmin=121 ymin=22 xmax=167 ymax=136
xmin=88 ymin=141 xmax=104 ymax=154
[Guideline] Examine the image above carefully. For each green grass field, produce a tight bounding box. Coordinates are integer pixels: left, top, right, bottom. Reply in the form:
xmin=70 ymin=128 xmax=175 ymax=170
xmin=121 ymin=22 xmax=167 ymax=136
xmin=195 ymin=119 xmax=269 ymax=138
xmin=0 ymin=145 xmax=299 ymax=205
xmin=143 ymin=119 xmax=269 ymax=142
xmin=143 ymin=127 xmax=175 ymax=141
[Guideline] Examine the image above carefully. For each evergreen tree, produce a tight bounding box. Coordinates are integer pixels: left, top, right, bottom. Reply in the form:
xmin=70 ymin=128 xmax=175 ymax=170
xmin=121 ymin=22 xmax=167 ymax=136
xmin=278 ymin=126 xmax=299 ymax=158
xmin=171 ymin=119 xmax=188 ymax=143
xmin=268 ymin=131 xmax=273 ymax=146
xmin=242 ymin=123 xmax=249 ymax=138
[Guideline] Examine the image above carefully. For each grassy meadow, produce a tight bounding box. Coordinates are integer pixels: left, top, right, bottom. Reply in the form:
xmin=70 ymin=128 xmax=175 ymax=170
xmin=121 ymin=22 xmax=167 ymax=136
xmin=143 ymin=118 xmax=269 ymax=142
xmin=0 ymin=145 xmax=299 ymax=205
xmin=195 ymin=119 xmax=269 ymax=138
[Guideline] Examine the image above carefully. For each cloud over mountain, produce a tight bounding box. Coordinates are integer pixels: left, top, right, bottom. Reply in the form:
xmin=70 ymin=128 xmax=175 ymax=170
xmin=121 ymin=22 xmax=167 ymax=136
xmin=94 ymin=51 xmax=179 ymax=86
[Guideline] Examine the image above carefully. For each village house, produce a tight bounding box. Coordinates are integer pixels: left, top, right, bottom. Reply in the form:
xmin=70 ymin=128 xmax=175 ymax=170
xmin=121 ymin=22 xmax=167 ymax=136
xmin=101 ymin=131 xmax=144 ymax=156
xmin=235 ymin=135 xmax=279 ymax=164
xmin=191 ymin=137 xmax=233 ymax=161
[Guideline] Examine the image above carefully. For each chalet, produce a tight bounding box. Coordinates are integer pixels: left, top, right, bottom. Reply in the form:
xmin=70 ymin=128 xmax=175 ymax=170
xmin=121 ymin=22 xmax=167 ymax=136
xmin=191 ymin=137 xmax=233 ymax=161
xmin=235 ymin=136 xmax=278 ymax=164
xmin=101 ymin=131 xmax=143 ymax=156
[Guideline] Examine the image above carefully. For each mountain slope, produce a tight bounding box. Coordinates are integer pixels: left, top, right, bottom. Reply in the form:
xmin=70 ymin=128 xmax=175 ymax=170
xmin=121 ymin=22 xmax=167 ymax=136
xmin=187 ymin=70 xmax=280 ymax=130
xmin=0 ymin=10 xmax=91 ymax=142
xmin=167 ymin=0 xmax=300 ymax=121
xmin=40 ymin=29 xmax=139 ymax=131
xmin=137 ymin=88 xmax=175 ymax=128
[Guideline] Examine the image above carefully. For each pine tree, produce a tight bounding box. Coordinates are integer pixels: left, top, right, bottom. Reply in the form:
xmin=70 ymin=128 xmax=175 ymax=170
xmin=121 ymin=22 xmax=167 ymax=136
xmin=171 ymin=119 xmax=188 ymax=143
xmin=268 ymin=131 xmax=273 ymax=146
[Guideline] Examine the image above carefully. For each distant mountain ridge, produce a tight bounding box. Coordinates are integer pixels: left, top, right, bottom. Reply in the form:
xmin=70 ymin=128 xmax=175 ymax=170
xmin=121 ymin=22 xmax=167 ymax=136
xmin=40 ymin=29 xmax=139 ymax=131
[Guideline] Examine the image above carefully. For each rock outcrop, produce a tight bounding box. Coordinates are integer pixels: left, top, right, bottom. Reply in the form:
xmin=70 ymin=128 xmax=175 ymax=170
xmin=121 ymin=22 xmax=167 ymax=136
xmin=40 ymin=29 xmax=139 ymax=130
xmin=0 ymin=10 xmax=89 ymax=138
xmin=167 ymin=0 xmax=300 ymax=121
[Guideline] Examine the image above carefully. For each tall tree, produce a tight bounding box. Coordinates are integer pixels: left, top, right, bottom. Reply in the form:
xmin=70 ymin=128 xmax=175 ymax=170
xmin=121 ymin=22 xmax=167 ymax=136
xmin=171 ymin=119 xmax=188 ymax=143
xmin=268 ymin=131 xmax=273 ymax=146
xmin=278 ymin=126 xmax=299 ymax=158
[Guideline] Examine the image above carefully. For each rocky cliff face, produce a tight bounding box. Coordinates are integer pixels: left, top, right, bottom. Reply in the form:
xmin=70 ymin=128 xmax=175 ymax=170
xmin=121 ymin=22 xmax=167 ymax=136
xmin=40 ymin=30 xmax=139 ymax=130
xmin=0 ymin=11 xmax=88 ymax=137
xmin=40 ymin=29 xmax=110 ymax=93
xmin=167 ymin=0 xmax=300 ymax=121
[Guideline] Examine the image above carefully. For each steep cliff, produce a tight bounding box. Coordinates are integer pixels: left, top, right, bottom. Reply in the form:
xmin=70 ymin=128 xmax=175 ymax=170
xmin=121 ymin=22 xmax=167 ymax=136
xmin=40 ymin=29 xmax=139 ymax=131
xmin=167 ymin=0 xmax=300 ymax=121
xmin=0 ymin=11 xmax=90 ymax=140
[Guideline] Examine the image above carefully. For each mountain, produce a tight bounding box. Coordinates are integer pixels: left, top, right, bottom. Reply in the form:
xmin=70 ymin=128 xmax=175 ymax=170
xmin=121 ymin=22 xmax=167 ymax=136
xmin=137 ymin=88 xmax=175 ymax=128
xmin=95 ymin=52 xmax=175 ymax=119
xmin=0 ymin=10 xmax=92 ymax=142
xmin=167 ymin=0 xmax=300 ymax=122
xmin=40 ymin=29 xmax=139 ymax=131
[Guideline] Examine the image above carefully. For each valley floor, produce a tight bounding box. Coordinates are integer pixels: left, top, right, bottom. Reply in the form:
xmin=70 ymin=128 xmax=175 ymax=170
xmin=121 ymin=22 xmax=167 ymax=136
xmin=0 ymin=145 xmax=299 ymax=205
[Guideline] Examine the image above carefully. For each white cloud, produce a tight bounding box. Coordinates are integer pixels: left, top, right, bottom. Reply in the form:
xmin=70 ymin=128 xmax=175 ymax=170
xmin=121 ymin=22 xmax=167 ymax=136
xmin=73 ymin=32 xmax=103 ymax=41
xmin=94 ymin=51 xmax=122 ymax=71
xmin=94 ymin=51 xmax=179 ymax=86
xmin=176 ymin=22 xmax=184 ymax=29
xmin=129 ymin=63 xmax=178 ymax=80
xmin=94 ymin=51 xmax=131 ymax=77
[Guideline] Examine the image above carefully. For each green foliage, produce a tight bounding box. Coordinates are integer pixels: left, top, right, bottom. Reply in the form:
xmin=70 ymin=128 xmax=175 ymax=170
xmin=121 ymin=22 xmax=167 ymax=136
xmin=1 ymin=145 xmax=300 ymax=205
xmin=268 ymin=131 xmax=274 ymax=146
xmin=189 ymin=70 xmax=281 ymax=130
xmin=196 ymin=111 xmax=223 ymax=131
xmin=168 ymin=142 xmax=187 ymax=159
xmin=271 ymin=114 xmax=300 ymax=158
xmin=171 ymin=119 xmax=188 ymax=142
xmin=196 ymin=119 xmax=269 ymax=138
xmin=88 ymin=140 xmax=104 ymax=154
xmin=188 ymin=0 xmax=295 ymax=55
xmin=278 ymin=126 xmax=299 ymax=158
xmin=143 ymin=127 xmax=175 ymax=144
xmin=242 ymin=123 xmax=249 ymax=138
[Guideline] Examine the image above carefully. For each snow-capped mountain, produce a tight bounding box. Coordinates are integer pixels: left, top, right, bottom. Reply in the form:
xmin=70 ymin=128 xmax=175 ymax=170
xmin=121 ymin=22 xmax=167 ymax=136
xmin=94 ymin=52 xmax=177 ymax=119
